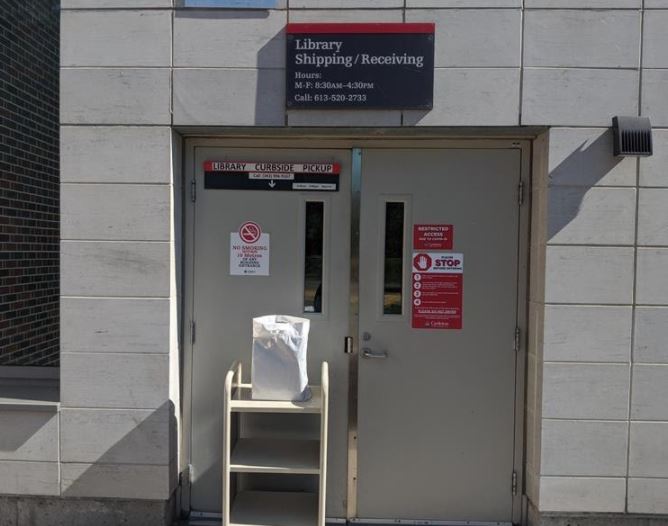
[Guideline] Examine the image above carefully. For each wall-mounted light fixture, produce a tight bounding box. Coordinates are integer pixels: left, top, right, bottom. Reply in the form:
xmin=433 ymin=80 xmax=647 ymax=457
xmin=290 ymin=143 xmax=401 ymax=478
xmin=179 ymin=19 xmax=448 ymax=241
xmin=612 ymin=116 xmax=653 ymax=157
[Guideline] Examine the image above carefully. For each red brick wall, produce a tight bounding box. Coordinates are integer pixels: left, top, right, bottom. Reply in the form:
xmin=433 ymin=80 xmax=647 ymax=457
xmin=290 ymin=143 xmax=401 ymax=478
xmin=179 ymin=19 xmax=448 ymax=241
xmin=0 ymin=0 xmax=59 ymax=366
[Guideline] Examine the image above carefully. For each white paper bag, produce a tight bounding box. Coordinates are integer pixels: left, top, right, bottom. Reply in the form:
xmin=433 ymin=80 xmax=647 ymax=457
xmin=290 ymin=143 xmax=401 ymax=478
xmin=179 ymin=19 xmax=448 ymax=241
xmin=251 ymin=315 xmax=311 ymax=401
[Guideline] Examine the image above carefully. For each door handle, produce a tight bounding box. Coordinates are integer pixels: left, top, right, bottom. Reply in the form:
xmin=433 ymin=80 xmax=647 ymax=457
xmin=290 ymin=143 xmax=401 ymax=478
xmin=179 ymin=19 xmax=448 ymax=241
xmin=362 ymin=348 xmax=388 ymax=360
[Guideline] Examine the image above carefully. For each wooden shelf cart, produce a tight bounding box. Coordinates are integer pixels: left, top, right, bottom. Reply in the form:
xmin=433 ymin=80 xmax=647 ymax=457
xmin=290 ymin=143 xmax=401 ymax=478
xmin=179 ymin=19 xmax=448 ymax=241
xmin=222 ymin=361 xmax=329 ymax=526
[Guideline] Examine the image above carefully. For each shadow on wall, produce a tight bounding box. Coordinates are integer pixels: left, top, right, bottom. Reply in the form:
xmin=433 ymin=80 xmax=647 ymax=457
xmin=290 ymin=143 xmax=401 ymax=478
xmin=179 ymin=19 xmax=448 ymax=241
xmin=173 ymin=8 xmax=285 ymax=126
xmin=256 ymin=28 xmax=286 ymax=126
xmin=547 ymin=129 xmax=625 ymax=241
xmin=56 ymin=135 xmax=183 ymax=512
xmin=0 ymin=411 xmax=56 ymax=453
xmin=60 ymin=401 xmax=178 ymax=500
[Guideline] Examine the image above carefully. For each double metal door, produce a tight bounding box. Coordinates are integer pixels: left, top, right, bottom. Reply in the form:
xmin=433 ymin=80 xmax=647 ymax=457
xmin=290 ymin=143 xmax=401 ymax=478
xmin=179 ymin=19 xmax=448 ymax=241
xmin=186 ymin=143 xmax=525 ymax=524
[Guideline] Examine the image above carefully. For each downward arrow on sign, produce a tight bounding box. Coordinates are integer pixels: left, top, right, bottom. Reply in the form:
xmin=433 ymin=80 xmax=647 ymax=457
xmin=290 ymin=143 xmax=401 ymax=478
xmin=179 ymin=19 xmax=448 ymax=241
xmin=268 ymin=180 xmax=276 ymax=188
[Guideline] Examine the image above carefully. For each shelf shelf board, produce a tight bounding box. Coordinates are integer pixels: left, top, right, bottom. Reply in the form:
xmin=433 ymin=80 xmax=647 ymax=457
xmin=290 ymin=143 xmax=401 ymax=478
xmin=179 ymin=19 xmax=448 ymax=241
xmin=230 ymin=438 xmax=320 ymax=474
xmin=230 ymin=490 xmax=317 ymax=526
xmin=229 ymin=386 xmax=322 ymax=414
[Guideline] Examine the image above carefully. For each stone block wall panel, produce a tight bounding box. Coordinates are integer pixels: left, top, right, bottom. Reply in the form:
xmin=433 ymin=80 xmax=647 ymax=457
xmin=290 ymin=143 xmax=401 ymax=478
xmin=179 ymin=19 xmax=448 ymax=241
xmin=60 ymin=127 xmax=172 ymax=184
xmin=539 ymin=477 xmax=626 ymax=513
xmin=60 ymin=298 xmax=169 ymax=355
xmin=524 ymin=10 xmax=640 ymax=68
xmin=172 ymin=68 xmax=285 ymax=127
xmin=547 ymin=187 xmax=636 ymax=245
xmin=61 ymin=10 xmax=172 ymax=67
xmin=60 ymin=407 xmax=171 ymax=465
xmin=526 ymin=0 xmax=639 ymax=6
xmin=543 ymin=306 xmax=632 ymax=363
xmin=173 ymin=9 xmax=287 ymax=68
xmin=634 ymin=307 xmax=668 ymax=364
xmin=642 ymin=70 xmax=668 ymax=127
xmin=541 ymin=420 xmax=628 ymax=477
xmin=640 ymin=130 xmax=668 ymax=187
xmin=60 ymin=69 xmax=171 ymax=125
xmin=643 ymin=10 xmax=668 ymax=68
xmin=406 ymin=9 xmax=521 ymax=68
xmin=522 ymin=69 xmax=639 ymax=126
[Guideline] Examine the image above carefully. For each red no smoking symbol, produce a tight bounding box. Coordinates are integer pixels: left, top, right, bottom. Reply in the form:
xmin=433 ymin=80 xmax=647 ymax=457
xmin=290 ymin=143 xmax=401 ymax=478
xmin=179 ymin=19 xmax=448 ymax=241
xmin=239 ymin=221 xmax=261 ymax=244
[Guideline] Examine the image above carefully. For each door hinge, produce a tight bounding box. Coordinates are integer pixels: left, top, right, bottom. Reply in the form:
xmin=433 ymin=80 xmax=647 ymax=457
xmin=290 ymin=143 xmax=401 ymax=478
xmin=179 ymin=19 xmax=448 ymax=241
xmin=190 ymin=178 xmax=196 ymax=202
xmin=518 ymin=181 xmax=525 ymax=206
xmin=514 ymin=326 xmax=521 ymax=353
xmin=190 ymin=320 xmax=196 ymax=346
xmin=178 ymin=464 xmax=193 ymax=519
xmin=512 ymin=471 xmax=518 ymax=496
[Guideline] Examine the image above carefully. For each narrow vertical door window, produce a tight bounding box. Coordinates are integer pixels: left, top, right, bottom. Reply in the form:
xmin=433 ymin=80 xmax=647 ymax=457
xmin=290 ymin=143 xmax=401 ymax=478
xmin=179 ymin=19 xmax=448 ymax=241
xmin=383 ymin=202 xmax=404 ymax=315
xmin=304 ymin=201 xmax=324 ymax=313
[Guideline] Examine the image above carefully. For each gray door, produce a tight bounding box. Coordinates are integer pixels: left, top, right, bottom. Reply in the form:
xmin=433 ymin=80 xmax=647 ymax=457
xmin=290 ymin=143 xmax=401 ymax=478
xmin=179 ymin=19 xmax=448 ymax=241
xmin=356 ymin=149 xmax=521 ymax=523
xmin=190 ymin=147 xmax=351 ymax=516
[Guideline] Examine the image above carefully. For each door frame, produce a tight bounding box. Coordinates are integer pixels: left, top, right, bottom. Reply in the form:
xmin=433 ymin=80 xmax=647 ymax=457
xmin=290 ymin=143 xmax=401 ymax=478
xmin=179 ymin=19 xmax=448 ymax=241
xmin=180 ymin=136 xmax=532 ymax=524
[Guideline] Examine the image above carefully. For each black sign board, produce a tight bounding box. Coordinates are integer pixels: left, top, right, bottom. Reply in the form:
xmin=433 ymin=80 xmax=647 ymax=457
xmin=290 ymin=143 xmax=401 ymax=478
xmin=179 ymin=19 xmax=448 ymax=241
xmin=203 ymin=161 xmax=340 ymax=192
xmin=286 ymin=23 xmax=435 ymax=110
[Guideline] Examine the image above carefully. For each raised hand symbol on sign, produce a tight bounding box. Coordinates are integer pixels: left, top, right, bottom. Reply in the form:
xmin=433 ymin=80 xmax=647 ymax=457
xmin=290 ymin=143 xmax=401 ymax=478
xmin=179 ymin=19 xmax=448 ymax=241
xmin=413 ymin=253 xmax=432 ymax=272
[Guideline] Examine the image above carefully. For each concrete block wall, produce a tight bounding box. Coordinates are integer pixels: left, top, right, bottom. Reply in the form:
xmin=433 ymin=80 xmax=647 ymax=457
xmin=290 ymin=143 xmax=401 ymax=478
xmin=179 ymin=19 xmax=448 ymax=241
xmin=56 ymin=0 xmax=668 ymax=521
xmin=628 ymin=130 xmax=668 ymax=515
xmin=0 ymin=410 xmax=60 ymax=497
xmin=530 ymin=130 xmax=668 ymax=516
xmin=59 ymin=0 xmax=178 ymax=505
xmin=526 ymin=2 xmax=668 ymax=518
xmin=58 ymin=121 xmax=178 ymax=502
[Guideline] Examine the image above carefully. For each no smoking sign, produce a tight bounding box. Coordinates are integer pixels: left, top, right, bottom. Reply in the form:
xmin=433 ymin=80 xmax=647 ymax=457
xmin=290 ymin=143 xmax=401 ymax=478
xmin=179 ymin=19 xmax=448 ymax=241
xmin=239 ymin=221 xmax=261 ymax=244
xmin=230 ymin=221 xmax=270 ymax=276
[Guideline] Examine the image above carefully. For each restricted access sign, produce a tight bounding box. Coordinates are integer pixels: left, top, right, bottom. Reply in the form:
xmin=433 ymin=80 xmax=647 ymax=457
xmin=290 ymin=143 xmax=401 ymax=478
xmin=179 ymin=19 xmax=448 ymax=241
xmin=411 ymin=252 xmax=463 ymax=330
xmin=413 ymin=224 xmax=453 ymax=250
xmin=204 ymin=160 xmax=340 ymax=192
xmin=230 ymin=221 xmax=270 ymax=276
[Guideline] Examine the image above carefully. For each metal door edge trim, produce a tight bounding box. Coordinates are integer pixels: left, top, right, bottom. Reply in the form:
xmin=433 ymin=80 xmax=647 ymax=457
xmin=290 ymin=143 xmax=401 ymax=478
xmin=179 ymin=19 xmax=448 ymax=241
xmin=512 ymin=141 xmax=532 ymax=526
xmin=346 ymin=147 xmax=362 ymax=519
xmin=180 ymin=138 xmax=198 ymax=518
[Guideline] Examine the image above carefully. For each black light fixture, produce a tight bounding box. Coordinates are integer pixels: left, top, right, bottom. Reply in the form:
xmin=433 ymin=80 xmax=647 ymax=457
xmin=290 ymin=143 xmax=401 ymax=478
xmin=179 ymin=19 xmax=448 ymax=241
xmin=612 ymin=116 xmax=653 ymax=157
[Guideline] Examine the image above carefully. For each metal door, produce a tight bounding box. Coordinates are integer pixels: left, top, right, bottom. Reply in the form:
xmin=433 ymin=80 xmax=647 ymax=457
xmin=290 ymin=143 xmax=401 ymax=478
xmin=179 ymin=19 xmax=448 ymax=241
xmin=356 ymin=148 xmax=522 ymax=523
xmin=188 ymin=147 xmax=351 ymax=517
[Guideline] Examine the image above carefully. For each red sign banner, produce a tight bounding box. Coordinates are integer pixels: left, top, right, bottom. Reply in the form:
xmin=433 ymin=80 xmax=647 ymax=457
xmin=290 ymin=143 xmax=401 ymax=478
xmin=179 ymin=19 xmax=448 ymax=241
xmin=413 ymin=224 xmax=453 ymax=250
xmin=411 ymin=252 xmax=463 ymax=330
